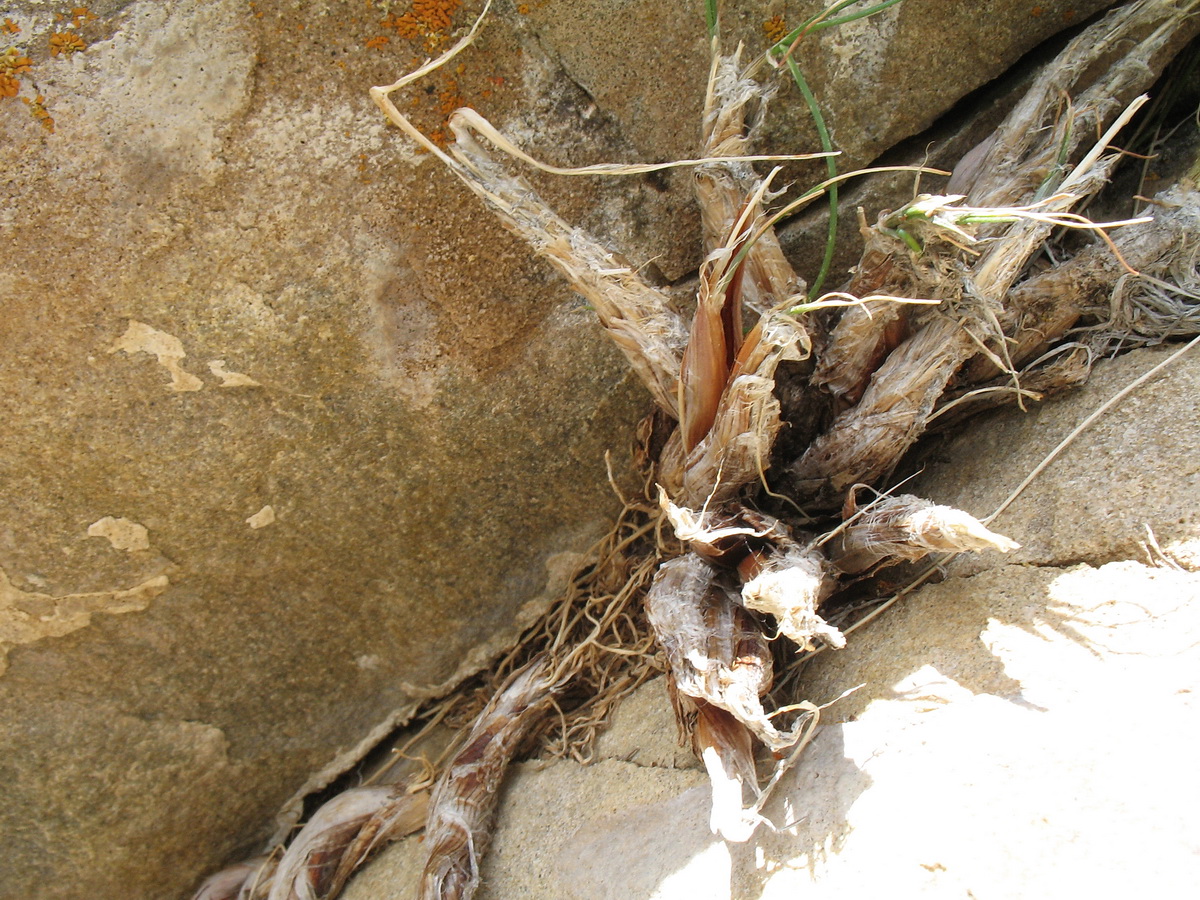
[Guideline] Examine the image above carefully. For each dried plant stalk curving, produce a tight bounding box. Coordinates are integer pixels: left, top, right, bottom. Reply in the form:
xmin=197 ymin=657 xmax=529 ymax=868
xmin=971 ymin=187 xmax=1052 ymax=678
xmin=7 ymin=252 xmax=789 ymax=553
xmin=420 ymin=655 xmax=559 ymax=900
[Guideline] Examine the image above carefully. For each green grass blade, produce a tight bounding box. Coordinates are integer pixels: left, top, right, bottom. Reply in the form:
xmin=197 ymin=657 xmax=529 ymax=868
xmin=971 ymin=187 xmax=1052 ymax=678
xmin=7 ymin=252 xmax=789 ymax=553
xmin=772 ymin=0 xmax=906 ymax=54
xmin=786 ymin=57 xmax=839 ymax=300
xmin=815 ymin=0 xmax=905 ymax=31
xmin=705 ymin=0 xmax=718 ymax=38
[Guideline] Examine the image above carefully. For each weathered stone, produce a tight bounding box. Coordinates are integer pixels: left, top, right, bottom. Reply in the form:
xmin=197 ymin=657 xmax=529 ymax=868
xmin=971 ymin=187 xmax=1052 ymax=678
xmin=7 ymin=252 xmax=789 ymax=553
xmin=915 ymin=346 xmax=1200 ymax=574
xmin=0 ymin=1 xmax=1161 ymax=897
xmin=1 ymin=2 xmax=649 ymax=897
xmin=344 ymin=346 xmax=1200 ymax=898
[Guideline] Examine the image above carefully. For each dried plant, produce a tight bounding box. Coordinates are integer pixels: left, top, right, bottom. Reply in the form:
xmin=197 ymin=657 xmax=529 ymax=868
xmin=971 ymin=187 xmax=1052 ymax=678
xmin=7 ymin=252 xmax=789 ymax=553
xmin=195 ymin=1 xmax=1200 ymax=897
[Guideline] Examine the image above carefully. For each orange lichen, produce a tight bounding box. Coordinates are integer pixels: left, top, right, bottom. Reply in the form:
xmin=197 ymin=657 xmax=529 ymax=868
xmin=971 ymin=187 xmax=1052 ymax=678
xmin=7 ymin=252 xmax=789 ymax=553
xmin=438 ymin=78 xmax=462 ymax=117
xmin=517 ymin=3 xmax=529 ymax=13
xmin=380 ymin=1 xmax=463 ymax=53
xmin=382 ymin=12 xmax=421 ymax=40
xmin=49 ymin=32 xmax=87 ymax=57
xmin=22 ymin=93 xmax=54 ymax=132
xmin=2 ymin=18 xmax=19 ymax=34
xmin=413 ymin=0 xmax=461 ymax=33
xmin=763 ymin=14 xmax=787 ymax=45
xmin=70 ymin=6 xmax=96 ymax=27
xmin=365 ymin=34 xmax=390 ymax=49
xmin=1 ymin=49 xmax=33 ymax=75
xmin=1 ymin=48 xmax=31 ymax=96
xmin=1031 ymin=5 xmax=1045 ymax=16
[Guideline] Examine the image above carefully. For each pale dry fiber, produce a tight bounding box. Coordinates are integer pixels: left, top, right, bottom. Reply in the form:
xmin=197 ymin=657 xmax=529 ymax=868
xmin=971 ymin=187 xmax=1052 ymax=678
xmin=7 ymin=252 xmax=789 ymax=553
xmin=191 ymin=786 xmax=428 ymax=900
xmin=419 ymin=656 xmax=559 ymax=900
xmin=194 ymin=1 xmax=1200 ymax=897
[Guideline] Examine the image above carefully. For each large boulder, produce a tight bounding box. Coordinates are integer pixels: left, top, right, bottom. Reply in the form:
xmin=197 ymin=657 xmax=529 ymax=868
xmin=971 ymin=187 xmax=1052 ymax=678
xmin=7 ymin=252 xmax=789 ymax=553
xmin=1 ymin=3 xmax=645 ymax=898
xmin=0 ymin=1 xmax=1131 ymax=897
xmin=345 ymin=345 xmax=1200 ymax=898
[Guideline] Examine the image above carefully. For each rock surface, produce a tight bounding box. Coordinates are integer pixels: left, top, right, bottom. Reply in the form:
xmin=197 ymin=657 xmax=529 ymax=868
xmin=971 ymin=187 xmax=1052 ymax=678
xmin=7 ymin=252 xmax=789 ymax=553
xmin=345 ymin=346 xmax=1200 ymax=898
xmin=0 ymin=1 xmax=1137 ymax=898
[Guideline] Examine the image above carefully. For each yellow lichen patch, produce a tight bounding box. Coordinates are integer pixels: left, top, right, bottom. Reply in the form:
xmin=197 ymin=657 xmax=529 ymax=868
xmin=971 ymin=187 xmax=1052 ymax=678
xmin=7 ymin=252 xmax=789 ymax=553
xmin=87 ymin=516 xmax=152 ymax=552
xmin=763 ymin=14 xmax=787 ymax=45
xmin=0 ymin=566 xmax=170 ymax=676
xmin=2 ymin=18 xmax=19 ymax=35
xmin=109 ymin=321 xmax=204 ymax=392
xmin=1 ymin=48 xmax=32 ymax=75
xmin=2 ymin=50 xmax=33 ymax=101
xmin=49 ymin=31 xmax=87 ymax=57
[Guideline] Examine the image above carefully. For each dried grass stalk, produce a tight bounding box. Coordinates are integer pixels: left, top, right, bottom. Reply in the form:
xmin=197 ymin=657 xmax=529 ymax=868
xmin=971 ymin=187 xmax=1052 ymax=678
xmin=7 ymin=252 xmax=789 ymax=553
xmin=440 ymin=117 xmax=688 ymax=416
xmin=420 ymin=655 xmax=559 ymax=900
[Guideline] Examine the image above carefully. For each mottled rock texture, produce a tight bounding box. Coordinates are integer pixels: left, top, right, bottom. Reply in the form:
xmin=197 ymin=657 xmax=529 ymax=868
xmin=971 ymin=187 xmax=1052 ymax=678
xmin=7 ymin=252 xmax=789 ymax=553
xmin=0 ymin=1 xmax=1126 ymax=897
xmin=346 ymin=347 xmax=1200 ymax=899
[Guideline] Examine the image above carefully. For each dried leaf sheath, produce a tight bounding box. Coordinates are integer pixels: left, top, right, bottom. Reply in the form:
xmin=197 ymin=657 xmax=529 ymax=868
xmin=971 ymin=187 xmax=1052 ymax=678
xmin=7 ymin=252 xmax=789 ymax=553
xmin=812 ymin=226 xmax=918 ymax=407
xmin=793 ymin=315 xmax=975 ymax=502
xmin=191 ymin=858 xmax=271 ymax=900
xmin=739 ymin=540 xmax=841 ymax=652
xmin=645 ymin=555 xmax=809 ymax=755
xmin=267 ymin=786 xmax=428 ymax=900
xmin=420 ymin=655 xmax=558 ymax=900
xmin=680 ymin=263 xmax=738 ymax=452
xmin=663 ymin=308 xmax=811 ymax=507
xmin=829 ymin=494 xmax=1019 ymax=576
xmin=644 ymin=555 xmax=769 ymax=841
xmin=693 ymin=703 xmax=763 ymax=843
